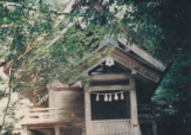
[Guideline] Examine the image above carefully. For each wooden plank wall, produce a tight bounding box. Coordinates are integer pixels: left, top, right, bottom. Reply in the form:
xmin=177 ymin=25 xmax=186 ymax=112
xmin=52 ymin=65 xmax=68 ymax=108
xmin=91 ymin=119 xmax=131 ymax=135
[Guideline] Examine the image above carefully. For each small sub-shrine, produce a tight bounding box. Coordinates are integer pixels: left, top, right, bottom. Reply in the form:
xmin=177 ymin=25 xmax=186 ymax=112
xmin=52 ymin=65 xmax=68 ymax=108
xmin=84 ymin=36 xmax=166 ymax=135
xmin=20 ymin=36 xmax=166 ymax=135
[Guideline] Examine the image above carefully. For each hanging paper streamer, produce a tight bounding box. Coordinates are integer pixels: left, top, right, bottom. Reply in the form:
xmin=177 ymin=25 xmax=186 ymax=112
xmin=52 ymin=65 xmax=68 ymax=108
xmin=114 ymin=93 xmax=119 ymax=101
xmin=104 ymin=94 xmax=108 ymax=102
xmin=96 ymin=94 xmax=100 ymax=102
xmin=120 ymin=92 xmax=124 ymax=100
xmin=93 ymin=91 xmax=127 ymax=102
xmin=109 ymin=94 xmax=112 ymax=102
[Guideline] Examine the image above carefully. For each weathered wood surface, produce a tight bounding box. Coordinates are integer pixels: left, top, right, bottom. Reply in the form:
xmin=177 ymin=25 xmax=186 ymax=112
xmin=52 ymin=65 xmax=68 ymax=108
xmin=49 ymin=90 xmax=84 ymax=110
xmin=89 ymin=85 xmax=131 ymax=92
xmin=48 ymin=88 xmax=84 ymax=125
xmin=112 ymin=49 xmax=160 ymax=82
xmin=55 ymin=126 xmax=60 ymax=135
xmin=91 ymin=73 xmax=130 ymax=81
xmin=118 ymin=37 xmax=166 ymax=71
xmin=130 ymin=78 xmax=142 ymax=135
xmin=130 ymin=44 xmax=166 ymax=71
xmin=84 ymin=87 xmax=93 ymax=135
xmin=84 ymin=45 xmax=164 ymax=83
xmin=91 ymin=119 xmax=131 ymax=135
xmin=152 ymin=121 xmax=158 ymax=135
xmin=21 ymin=107 xmax=84 ymax=126
xmin=47 ymin=79 xmax=81 ymax=91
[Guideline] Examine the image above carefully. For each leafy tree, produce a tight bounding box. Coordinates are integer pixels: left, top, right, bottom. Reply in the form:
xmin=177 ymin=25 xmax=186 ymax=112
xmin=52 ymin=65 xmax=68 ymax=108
xmin=0 ymin=0 xmax=59 ymax=133
xmin=0 ymin=0 xmax=190 ymax=135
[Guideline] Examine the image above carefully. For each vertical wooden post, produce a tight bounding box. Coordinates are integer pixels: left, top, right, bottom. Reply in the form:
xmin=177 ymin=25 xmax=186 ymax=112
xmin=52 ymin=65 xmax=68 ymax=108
xmin=49 ymin=90 xmax=56 ymax=121
xmin=49 ymin=90 xmax=55 ymax=108
xmin=152 ymin=121 xmax=158 ymax=135
xmin=23 ymin=126 xmax=28 ymax=135
xmin=130 ymin=77 xmax=141 ymax=135
xmin=85 ymin=87 xmax=92 ymax=135
xmin=55 ymin=126 xmax=60 ymax=135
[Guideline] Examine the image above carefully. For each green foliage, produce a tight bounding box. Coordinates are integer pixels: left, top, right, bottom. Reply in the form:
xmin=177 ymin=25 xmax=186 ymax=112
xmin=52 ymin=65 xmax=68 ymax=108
xmin=0 ymin=0 xmax=56 ymax=61
xmin=0 ymin=91 xmax=7 ymax=100
xmin=153 ymin=54 xmax=191 ymax=134
xmin=15 ymin=24 xmax=107 ymax=91
xmin=0 ymin=0 xmax=190 ymax=134
xmin=74 ymin=1 xmax=191 ymax=134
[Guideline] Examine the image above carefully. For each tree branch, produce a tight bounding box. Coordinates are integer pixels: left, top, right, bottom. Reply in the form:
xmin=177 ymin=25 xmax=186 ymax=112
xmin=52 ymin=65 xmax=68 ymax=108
xmin=0 ymin=66 xmax=14 ymax=134
xmin=0 ymin=1 xmax=21 ymax=7
xmin=0 ymin=1 xmax=67 ymax=15
xmin=0 ymin=0 xmax=77 ymax=72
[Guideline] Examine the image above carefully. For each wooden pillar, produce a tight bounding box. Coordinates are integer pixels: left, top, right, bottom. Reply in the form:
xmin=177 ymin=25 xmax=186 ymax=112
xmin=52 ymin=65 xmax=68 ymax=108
xmin=55 ymin=126 xmax=60 ymax=135
xmin=130 ymin=78 xmax=141 ymax=135
xmin=84 ymin=87 xmax=92 ymax=135
xmin=23 ymin=126 xmax=29 ymax=135
xmin=152 ymin=121 xmax=158 ymax=135
xmin=49 ymin=90 xmax=56 ymax=120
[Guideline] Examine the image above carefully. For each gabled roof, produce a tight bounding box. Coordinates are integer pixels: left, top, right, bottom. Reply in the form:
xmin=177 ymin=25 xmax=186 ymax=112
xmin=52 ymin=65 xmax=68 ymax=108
xmin=97 ymin=35 xmax=166 ymax=71
xmin=117 ymin=36 xmax=166 ymax=71
xmin=85 ymin=36 xmax=167 ymax=83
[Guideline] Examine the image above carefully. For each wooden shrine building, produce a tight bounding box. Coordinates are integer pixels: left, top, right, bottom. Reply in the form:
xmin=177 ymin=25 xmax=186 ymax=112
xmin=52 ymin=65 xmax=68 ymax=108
xmin=20 ymin=36 xmax=166 ymax=135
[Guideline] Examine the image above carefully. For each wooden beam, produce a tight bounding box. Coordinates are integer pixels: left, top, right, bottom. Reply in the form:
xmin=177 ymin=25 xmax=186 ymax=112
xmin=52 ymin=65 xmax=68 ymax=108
xmin=152 ymin=121 xmax=158 ymax=135
xmin=55 ymin=126 xmax=60 ymax=135
xmin=91 ymin=73 xmax=130 ymax=81
xmin=84 ymin=58 xmax=106 ymax=75
xmin=130 ymin=78 xmax=138 ymax=126
xmin=129 ymin=78 xmax=141 ymax=135
xmin=89 ymin=85 xmax=131 ymax=92
xmin=130 ymin=44 xmax=166 ymax=71
xmin=28 ymin=125 xmax=53 ymax=129
xmin=23 ymin=126 xmax=28 ymax=135
xmin=112 ymin=50 xmax=160 ymax=82
xmin=118 ymin=37 xmax=166 ymax=71
xmin=84 ymin=85 xmax=93 ymax=135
